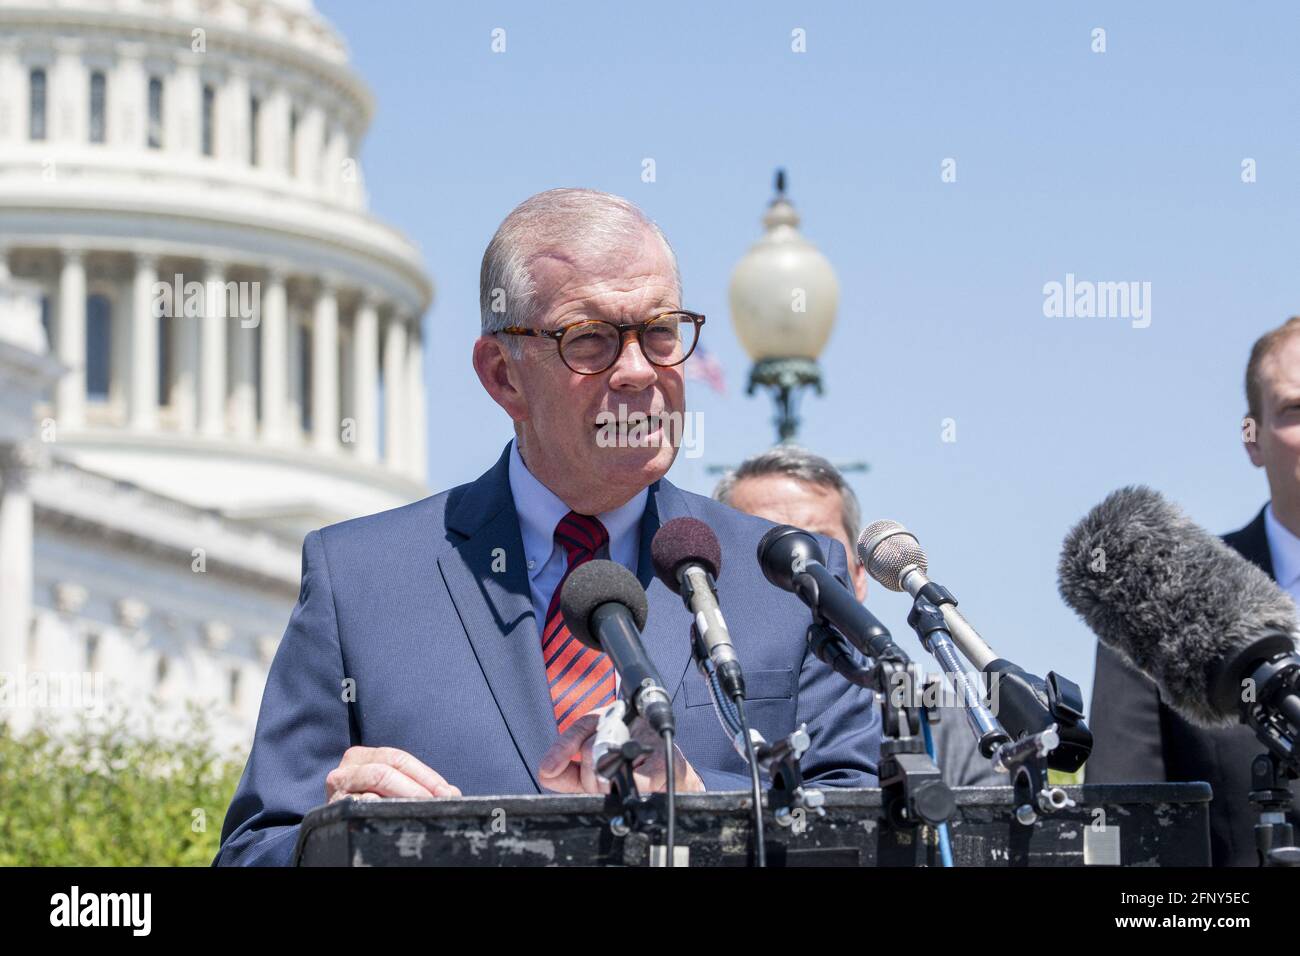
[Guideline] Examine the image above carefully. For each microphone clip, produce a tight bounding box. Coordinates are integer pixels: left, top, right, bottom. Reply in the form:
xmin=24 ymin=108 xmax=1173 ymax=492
xmin=992 ymin=725 xmax=1076 ymax=826
xmin=677 ymin=563 xmax=717 ymax=606
xmin=757 ymin=725 xmax=827 ymax=829
xmin=906 ymin=596 xmax=950 ymax=644
xmin=915 ymin=580 xmax=959 ymax=611
xmin=593 ymin=700 xmax=664 ymax=840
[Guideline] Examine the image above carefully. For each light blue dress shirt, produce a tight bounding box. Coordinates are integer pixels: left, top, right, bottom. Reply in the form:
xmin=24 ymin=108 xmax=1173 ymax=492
xmin=506 ymin=439 xmax=648 ymax=634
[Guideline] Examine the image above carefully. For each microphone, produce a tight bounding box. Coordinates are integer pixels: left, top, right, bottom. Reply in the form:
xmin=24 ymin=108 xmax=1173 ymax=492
xmin=651 ymin=517 xmax=744 ymax=699
xmin=757 ymin=524 xmax=903 ymax=662
xmin=1058 ymin=486 xmax=1300 ymax=742
xmin=652 ymin=519 xmax=770 ymax=866
xmin=559 ymin=559 xmax=675 ymax=736
xmin=858 ymin=520 xmax=998 ymax=670
xmin=861 ymin=519 xmax=1092 ymax=772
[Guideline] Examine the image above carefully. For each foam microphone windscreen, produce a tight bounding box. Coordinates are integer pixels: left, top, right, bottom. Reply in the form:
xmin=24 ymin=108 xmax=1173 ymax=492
xmin=1057 ymin=485 xmax=1299 ymax=728
xmin=559 ymin=559 xmax=650 ymax=651
xmin=650 ymin=517 xmax=722 ymax=594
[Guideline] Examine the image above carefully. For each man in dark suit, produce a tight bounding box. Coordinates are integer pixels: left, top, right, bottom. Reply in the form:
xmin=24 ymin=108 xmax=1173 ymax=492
xmin=1089 ymin=315 xmax=1300 ymax=866
xmin=214 ymin=189 xmax=881 ymax=866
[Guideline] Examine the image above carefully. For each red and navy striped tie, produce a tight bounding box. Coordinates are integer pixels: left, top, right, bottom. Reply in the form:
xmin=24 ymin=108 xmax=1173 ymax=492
xmin=542 ymin=511 xmax=617 ymax=733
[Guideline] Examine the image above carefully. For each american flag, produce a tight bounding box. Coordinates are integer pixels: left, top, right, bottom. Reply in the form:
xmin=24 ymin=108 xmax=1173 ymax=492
xmin=686 ymin=344 xmax=727 ymax=395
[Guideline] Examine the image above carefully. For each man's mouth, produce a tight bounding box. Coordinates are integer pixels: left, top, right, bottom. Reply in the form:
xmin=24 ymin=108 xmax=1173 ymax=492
xmin=592 ymin=408 xmax=675 ymax=448
xmin=592 ymin=410 xmax=665 ymax=430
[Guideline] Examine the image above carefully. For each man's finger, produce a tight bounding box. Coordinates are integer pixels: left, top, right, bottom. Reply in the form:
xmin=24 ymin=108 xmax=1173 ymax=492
xmin=579 ymin=730 xmax=602 ymax=794
xmin=338 ymin=745 xmax=379 ymax=768
xmin=538 ymin=712 xmax=601 ymax=777
xmin=339 ymin=746 xmax=457 ymax=796
xmin=372 ymin=746 xmax=460 ymax=796
xmin=539 ymin=763 xmax=582 ymax=793
xmin=329 ymin=790 xmax=384 ymax=804
xmin=327 ymin=762 xmax=436 ymax=799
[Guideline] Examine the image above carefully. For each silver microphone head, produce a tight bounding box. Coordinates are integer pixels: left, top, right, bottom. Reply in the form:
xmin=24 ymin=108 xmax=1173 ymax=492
xmin=857 ymin=520 xmax=928 ymax=592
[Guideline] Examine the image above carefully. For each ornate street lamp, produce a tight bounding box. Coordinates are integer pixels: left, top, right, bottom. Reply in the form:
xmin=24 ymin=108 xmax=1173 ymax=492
xmin=729 ymin=170 xmax=840 ymax=444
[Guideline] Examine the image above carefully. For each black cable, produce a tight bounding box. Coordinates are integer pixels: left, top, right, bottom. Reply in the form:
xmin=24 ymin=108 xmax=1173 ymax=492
xmin=662 ymin=728 xmax=676 ymax=867
xmin=734 ymin=695 xmax=767 ymax=868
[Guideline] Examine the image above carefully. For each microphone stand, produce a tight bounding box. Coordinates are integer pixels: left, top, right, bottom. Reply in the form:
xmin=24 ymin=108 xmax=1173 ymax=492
xmin=593 ymin=701 xmax=672 ymax=854
xmin=906 ymin=597 xmax=1008 ymax=758
xmin=806 ymin=621 xmax=956 ymax=831
xmin=1238 ymin=651 xmax=1300 ymax=866
xmin=906 ymin=596 xmax=1075 ymax=825
xmin=1250 ymin=752 xmax=1300 ymax=867
xmin=909 ymin=581 xmax=1093 ymax=772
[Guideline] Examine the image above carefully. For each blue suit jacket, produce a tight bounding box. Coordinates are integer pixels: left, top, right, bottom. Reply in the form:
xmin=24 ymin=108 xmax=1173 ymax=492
xmin=214 ymin=444 xmax=881 ymax=865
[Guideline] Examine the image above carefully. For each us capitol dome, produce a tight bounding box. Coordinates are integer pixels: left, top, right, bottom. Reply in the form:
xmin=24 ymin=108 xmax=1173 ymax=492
xmin=0 ymin=0 xmax=433 ymax=749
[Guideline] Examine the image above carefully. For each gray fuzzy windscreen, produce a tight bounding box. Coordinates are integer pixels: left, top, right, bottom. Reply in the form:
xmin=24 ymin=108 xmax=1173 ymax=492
xmin=559 ymin=559 xmax=649 ymax=650
xmin=1058 ymin=485 xmax=1298 ymax=728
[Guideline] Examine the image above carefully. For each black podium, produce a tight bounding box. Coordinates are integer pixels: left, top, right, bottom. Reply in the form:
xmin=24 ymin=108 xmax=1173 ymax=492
xmin=295 ymin=783 xmax=1212 ymax=866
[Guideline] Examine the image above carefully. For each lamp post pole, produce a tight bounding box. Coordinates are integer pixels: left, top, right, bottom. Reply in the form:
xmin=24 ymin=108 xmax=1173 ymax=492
xmin=746 ymin=356 xmax=822 ymax=443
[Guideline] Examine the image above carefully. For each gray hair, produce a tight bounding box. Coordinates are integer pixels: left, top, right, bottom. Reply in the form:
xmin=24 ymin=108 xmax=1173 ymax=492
xmin=479 ymin=188 xmax=682 ymax=355
xmin=714 ymin=445 xmax=863 ymax=560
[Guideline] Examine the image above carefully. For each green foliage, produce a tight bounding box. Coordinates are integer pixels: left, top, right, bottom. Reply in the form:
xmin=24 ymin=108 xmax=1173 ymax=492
xmin=0 ymin=701 xmax=245 ymax=866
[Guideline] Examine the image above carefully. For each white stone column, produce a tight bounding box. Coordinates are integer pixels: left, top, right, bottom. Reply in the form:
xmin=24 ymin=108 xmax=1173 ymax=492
xmin=0 ymin=48 xmax=22 ymax=144
xmin=286 ymin=309 xmax=302 ymax=442
xmin=382 ymin=314 xmax=407 ymax=472
xmin=199 ymin=262 xmax=227 ymax=437
xmin=230 ymin=311 xmax=256 ymax=441
xmin=112 ymin=45 xmax=146 ymax=149
xmin=322 ymin=123 xmax=348 ymax=202
xmin=172 ymin=265 xmax=198 ymax=433
xmin=129 ymin=253 xmax=158 ymax=430
xmin=221 ymin=71 xmax=250 ymax=165
xmin=343 ymin=125 xmax=368 ymax=209
xmin=405 ymin=318 xmax=427 ymax=482
xmin=0 ymin=450 xmax=35 ymax=679
xmin=259 ymin=268 xmax=287 ymax=444
xmin=52 ymin=39 xmax=87 ymax=142
xmin=265 ymin=85 xmax=291 ymax=175
xmin=56 ymin=249 xmax=86 ymax=430
xmin=311 ymin=281 xmax=338 ymax=452
xmin=351 ymin=296 xmax=379 ymax=463
xmin=298 ymin=101 xmax=325 ymax=187
xmin=171 ymin=56 xmax=201 ymax=157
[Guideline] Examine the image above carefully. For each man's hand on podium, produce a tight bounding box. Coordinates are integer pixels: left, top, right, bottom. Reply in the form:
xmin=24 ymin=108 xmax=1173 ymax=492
xmin=537 ymin=710 xmax=705 ymax=795
xmin=325 ymin=746 xmax=463 ymax=803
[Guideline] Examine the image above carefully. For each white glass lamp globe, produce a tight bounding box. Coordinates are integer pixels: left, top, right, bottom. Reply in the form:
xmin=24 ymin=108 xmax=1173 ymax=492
xmin=728 ymin=195 xmax=840 ymax=362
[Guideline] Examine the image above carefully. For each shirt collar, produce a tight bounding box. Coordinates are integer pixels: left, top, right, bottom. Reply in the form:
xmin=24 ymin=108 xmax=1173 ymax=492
xmin=507 ymin=439 xmax=648 ymax=578
xmin=1264 ymin=502 xmax=1300 ymax=591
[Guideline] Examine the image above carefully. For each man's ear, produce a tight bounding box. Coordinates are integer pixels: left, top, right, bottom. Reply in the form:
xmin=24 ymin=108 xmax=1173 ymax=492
xmin=851 ymin=562 xmax=869 ymax=604
xmin=473 ymin=336 xmax=528 ymax=423
xmin=1244 ymin=411 xmax=1265 ymax=468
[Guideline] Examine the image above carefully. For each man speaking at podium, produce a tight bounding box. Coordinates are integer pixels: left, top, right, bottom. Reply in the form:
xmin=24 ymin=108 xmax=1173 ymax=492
xmin=215 ymin=188 xmax=881 ymax=865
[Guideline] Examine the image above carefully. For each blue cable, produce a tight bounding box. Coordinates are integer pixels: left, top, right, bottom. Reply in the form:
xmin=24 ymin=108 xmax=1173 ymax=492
xmin=921 ymin=708 xmax=955 ymax=868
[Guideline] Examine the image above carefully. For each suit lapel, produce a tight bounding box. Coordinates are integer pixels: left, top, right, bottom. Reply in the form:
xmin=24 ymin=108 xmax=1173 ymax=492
xmin=1226 ymin=506 xmax=1275 ymax=581
xmin=636 ymin=479 xmax=697 ymax=705
xmin=437 ymin=445 xmax=555 ymax=791
xmin=1245 ymin=507 xmax=1275 ymax=580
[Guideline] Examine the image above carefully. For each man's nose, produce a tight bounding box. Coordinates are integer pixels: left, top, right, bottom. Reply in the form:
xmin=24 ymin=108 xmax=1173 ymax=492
xmin=607 ymin=332 xmax=658 ymax=390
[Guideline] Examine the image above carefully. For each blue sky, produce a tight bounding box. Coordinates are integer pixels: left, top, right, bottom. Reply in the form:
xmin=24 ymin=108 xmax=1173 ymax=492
xmin=319 ymin=0 xmax=1300 ymax=706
